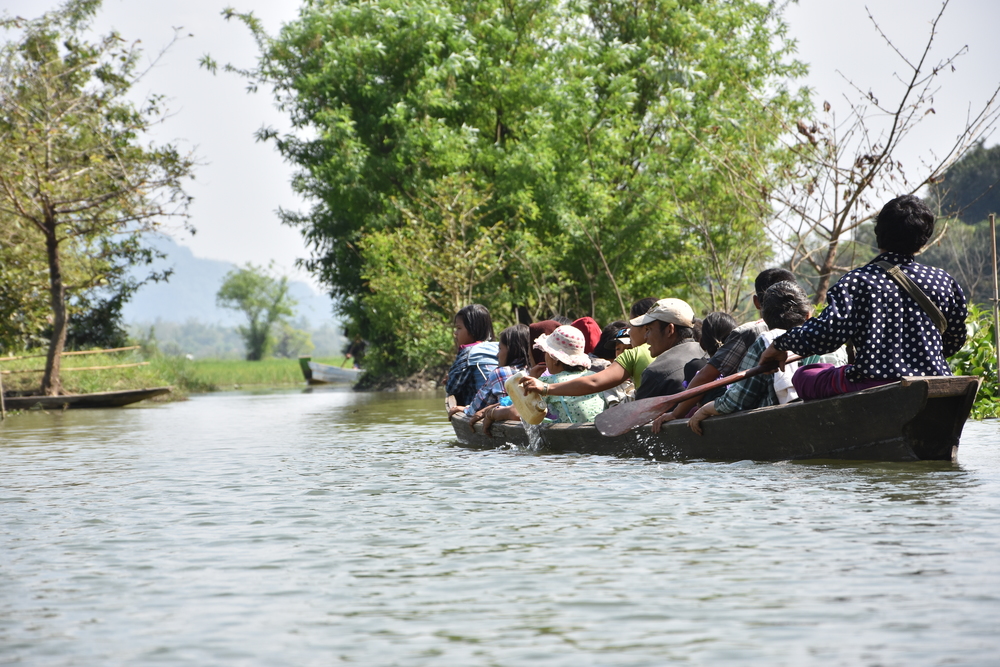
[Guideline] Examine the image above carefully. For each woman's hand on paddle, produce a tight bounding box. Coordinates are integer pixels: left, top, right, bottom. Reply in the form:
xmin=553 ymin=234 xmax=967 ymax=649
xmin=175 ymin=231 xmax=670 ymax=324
xmin=520 ymin=376 xmax=546 ymax=395
xmin=688 ymin=401 xmax=719 ymax=436
xmin=759 ymin=343 xmax=789 ymax=372
xmin=651 ymin=409 xmax=675 ymax=434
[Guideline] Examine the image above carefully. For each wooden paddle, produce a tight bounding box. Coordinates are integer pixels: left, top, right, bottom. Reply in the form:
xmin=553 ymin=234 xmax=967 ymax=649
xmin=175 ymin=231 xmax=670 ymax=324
xmin=595 ymin=355 xmax=802 ymax=437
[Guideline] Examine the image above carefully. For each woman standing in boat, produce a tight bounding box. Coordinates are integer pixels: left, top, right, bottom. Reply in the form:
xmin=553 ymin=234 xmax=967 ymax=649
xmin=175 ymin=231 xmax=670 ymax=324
xmin=446 ymin=304 xmax=499 ymax=414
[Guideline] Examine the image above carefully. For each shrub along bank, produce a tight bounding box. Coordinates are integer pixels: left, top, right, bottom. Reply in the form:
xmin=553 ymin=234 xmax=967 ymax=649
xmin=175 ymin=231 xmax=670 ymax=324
xmin=0 ymin=351 xmax=351 ymax=399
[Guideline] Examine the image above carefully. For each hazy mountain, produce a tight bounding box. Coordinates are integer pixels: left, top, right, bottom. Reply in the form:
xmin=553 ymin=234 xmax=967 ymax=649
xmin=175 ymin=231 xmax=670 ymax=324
xmin=122 ymin=235 xmax=338 ymax=328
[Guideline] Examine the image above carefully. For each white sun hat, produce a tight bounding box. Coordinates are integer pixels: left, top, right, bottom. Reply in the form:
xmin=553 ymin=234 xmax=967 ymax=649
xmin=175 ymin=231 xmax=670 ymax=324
xmin=533 ymin=325 xmax=592 ymax=369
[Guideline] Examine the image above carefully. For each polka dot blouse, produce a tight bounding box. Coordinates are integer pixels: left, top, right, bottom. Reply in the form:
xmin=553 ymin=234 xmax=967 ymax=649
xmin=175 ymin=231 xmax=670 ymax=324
xmin=774 ymin=252 xmax=968 ymax=382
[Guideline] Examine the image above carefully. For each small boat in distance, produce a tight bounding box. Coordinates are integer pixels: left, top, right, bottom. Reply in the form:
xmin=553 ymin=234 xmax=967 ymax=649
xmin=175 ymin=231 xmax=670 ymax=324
xmin=449 ymin=376 xmax=980 ymax=462
xmin=3 ymin=386 xmax=172 ymax=411
xmin=298 ymin=357 xmax=362 ymax=385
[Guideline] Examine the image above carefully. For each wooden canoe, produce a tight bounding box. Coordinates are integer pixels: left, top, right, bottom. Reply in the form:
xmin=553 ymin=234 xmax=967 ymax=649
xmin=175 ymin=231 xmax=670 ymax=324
xmin=3 ymin=386 xmax=172 ymax=411
xmin=298 ymin=357 xmax=362 ymax=384
xmin=449 ymin=376 xmax=981 ymax=462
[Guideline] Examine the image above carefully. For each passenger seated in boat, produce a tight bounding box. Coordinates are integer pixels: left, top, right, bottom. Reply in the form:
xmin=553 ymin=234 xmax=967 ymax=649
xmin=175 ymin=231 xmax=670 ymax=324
xmin=571 ymin=317 xmax=607 ymax=370
xmin=596 ymin=320 xmax=634 ymax=406
xmin=688 ymin=281 xmax=813 ymax=435
xmin=446 ymin=304 xmax=500 ymax=414
xmin=463 ymin=324 xmax=531 ymax=421
xmin=518 ymin=298 xmax=657 ymax=400
xmin=600 ymin=322 xmax=631 ymax=360
xmin=760 ymin=195 xmax=968 ymax=400
xmin=529 ymin=325 xmax=605 ymax=423
xmin=684 ymin=311 xmax=738 ymax=388
xmin=651 ymin=268 xmax=796 ymax=429
xmin=629 ymin=298 xmax=706 ymax=400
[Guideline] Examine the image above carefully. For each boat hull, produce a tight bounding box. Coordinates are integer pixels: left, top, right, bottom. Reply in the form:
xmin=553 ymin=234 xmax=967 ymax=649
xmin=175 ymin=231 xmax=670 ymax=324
xmin=449 ymin=376 xmax=980 ymax=462
xmin=298 ymin=357 xmax=361 ymax=384
xmin=3 ymin=386 xmax=172 ymax=410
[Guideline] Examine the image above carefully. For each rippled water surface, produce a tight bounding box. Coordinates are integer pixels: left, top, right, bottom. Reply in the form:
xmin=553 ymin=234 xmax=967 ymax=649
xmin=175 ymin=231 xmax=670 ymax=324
xmin=2 ymin=388 xmax=999 ymax=666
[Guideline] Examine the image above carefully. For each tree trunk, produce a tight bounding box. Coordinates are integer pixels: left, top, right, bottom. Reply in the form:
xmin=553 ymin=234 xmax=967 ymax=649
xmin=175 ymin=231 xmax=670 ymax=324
xmin=41 ymin=222 xmax=66 ymax=396
xmin=813 ymin=238 xmax=840 ymax=306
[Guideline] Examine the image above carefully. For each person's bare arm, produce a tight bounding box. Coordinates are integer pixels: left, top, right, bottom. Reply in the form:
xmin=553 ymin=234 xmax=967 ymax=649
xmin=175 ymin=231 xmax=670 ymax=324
xmin=688 ymin=401 xmax=720 ymax=436
xmin=672 ymin=362 xmax=721 ymax=417
xmin=758 ymin=343 xmax=788 ymax=370
xmin=650 ymin=362 xmax=722 ymax=433
xmin=482 ymin=405 xmax=518 ymax=435
xmin=520 ymin=362 xmax=629 ymax=397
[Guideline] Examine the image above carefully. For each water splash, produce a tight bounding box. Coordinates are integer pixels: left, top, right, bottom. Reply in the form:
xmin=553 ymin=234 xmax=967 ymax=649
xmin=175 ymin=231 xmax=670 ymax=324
xmin=524 ymin=421 xmax=544 ymax=452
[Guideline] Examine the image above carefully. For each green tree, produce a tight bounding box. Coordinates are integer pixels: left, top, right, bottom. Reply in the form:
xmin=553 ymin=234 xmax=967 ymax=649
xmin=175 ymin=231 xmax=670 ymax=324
xmin=209 ymin=0 xmax=805 ymax=378
xmin=927 ymin=140 xmax=1000 ymax=225
xmin=216 ymin=263 xmax=296 ymax=360
xmin=272 ymin=320 xmax=314 ymax=359
xmin=765 ymin=4 xmax=1000 ymax=304
xmin=0 ymin=0 xmax=194 ymax=393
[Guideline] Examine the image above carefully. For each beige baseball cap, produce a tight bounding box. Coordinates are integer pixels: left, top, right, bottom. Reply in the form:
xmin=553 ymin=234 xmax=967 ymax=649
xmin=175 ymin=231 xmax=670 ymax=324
xmin=628 ymin=298 xmax=696 ymax=328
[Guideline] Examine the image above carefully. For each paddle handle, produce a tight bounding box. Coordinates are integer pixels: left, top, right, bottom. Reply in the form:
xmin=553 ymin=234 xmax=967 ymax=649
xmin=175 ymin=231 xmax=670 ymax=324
xmin=594 ymin=354 xmax=803 ymax=437
xmin=662 ymin=354 xmax=803 ymax=410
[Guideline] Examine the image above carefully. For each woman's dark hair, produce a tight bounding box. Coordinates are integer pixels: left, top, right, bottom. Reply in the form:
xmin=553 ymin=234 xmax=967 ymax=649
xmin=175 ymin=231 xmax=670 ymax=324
xmin=597 ymin=320 xmax=628 ymax=360
xmin=630 ymin=298 xmax=657 ymax=318
xmin=498 ymin=324 xmax=531 ymax=368
xmin=874 ymin=194 xmax=935 ymax=254
xmin=761 ymin=281 xmax=812 ymax=330
xmin=455 ymin=304 xmax=494 ymax=342
xmin=699 ymin=311 xmax=738 ymax=355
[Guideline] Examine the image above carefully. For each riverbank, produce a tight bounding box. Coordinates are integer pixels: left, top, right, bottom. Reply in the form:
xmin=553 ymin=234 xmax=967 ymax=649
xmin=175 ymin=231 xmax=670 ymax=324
xmin=0 ymin=351 xmax=352 ymax=399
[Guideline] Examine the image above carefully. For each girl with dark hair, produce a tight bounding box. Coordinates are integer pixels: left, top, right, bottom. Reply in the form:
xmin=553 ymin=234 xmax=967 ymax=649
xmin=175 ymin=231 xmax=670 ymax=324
xmin=699 ymin=312 xmax=738 ymax=357
xmin=681 ymin=311 xmax=738 ymax=396
xmin=446 ymin=304 xmax=499 ymax=412
xmin=464 ymin=325 xmax=531 ymax=420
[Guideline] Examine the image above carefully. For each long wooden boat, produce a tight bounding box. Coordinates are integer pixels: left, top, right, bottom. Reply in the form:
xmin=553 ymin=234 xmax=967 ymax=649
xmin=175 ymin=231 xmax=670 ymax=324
xmin=298 ymin=357 xmax=362 ymax=384
xmin=449 ymin=376 xmax=980 ymax=462
xmin=3 ymin=386 xmax=172 ymax=411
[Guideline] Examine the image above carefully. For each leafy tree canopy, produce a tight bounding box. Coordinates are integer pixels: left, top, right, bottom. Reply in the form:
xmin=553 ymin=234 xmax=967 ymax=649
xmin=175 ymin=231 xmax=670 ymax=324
xmin=0 ymin=0 xmax=194 ymax=393
xmin=927 ymin=140 xmax=1000 ymax=224
xmin=211 ymin=0 xmax=806 ymax=379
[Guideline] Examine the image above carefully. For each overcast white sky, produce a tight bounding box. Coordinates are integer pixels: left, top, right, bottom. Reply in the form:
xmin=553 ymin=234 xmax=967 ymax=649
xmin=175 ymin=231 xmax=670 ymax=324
xmin=3 ymin=0 xmax=998 ymax=291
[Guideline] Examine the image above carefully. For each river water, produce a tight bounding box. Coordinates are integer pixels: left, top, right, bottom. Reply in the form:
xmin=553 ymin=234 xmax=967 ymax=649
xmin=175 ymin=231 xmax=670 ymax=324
xmin=2 ymin=388 xmax=999 ymax=666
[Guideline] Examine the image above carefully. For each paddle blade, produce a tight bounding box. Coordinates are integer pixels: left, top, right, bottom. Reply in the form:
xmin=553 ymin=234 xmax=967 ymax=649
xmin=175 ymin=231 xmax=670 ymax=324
xmin=595 ymin=396 xmax=673 ymax=437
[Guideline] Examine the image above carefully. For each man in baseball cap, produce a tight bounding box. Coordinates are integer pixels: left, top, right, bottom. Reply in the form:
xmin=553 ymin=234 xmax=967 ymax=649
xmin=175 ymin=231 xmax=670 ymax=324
xmin=631 ymin=298 xmax=706 ymax=400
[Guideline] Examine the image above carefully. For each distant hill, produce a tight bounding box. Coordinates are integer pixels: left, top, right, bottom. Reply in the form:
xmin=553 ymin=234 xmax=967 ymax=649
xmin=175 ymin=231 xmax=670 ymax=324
xmin=122 ymin=235 xmax=338 ymax=328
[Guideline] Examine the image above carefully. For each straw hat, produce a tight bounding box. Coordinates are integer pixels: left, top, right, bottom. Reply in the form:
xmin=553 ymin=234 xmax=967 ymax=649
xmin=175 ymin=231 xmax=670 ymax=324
xmin=533 ymin=325 xmax=592 ymax=369
xmin=629 ymin=298 xmax=695 ymax=328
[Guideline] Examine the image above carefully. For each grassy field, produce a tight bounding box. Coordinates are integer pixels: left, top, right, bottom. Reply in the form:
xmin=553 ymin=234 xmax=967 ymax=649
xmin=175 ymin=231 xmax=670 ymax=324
xmin=0 ymin=350 xmax=351 ymax=398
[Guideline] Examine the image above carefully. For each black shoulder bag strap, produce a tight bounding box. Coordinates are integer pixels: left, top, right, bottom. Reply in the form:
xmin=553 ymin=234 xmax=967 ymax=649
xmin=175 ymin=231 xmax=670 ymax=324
xmin=874 ymin=260 xmax=948 ymax=334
